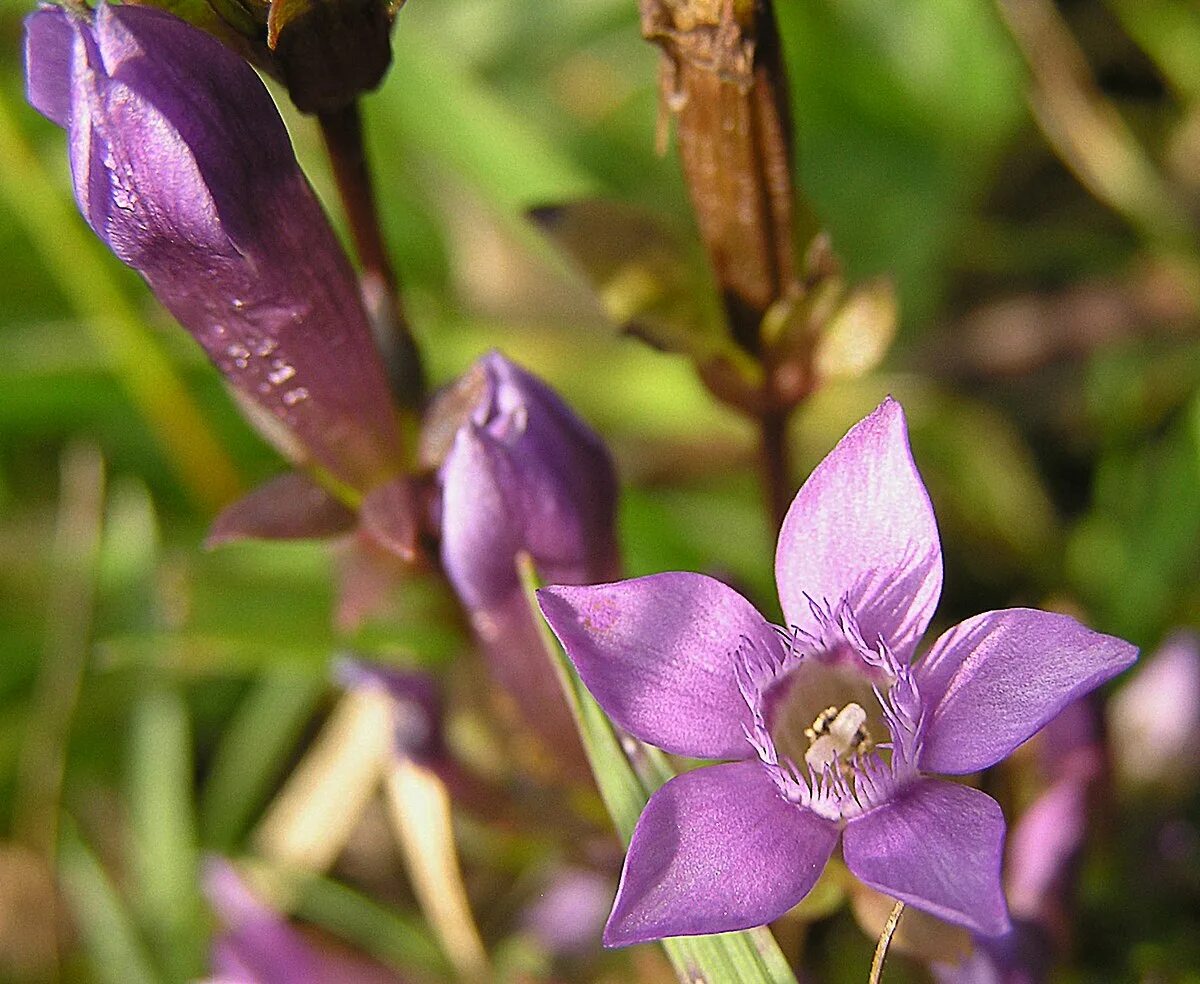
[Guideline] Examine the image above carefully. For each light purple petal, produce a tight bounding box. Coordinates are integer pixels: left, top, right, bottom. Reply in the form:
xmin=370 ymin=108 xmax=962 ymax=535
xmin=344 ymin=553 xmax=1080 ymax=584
xmin=843 ymin=779 xmax=1010 ymax=936
xmin=538 ymin=573 xmax=778 ymax=759
xmin=203 ymin=858 xmax=317 ymax=984
xmin=775 ymin=398 xmax=942 ymax=662
xmin=1005 ymin=776 xmax=1088 ymax=920
xmin=24 ymin=8 xmax=74 ymax=126
xmin=439 ymin=424 xmax=522 ymax=611
xmin=522 ymin=867 xmax=614 ymax=956
xmin=605 ymin=761 xmax=838 ymax=946
xmin=205 ymin=473 xmax=356 ymax=548
xmin=917 ymin=609 xmax=1138 ymax=775
xmin=24 ymin=4 xmax=402 ymax=492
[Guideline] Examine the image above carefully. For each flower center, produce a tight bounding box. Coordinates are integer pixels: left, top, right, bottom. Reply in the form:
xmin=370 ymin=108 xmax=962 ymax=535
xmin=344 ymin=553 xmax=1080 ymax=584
xmin=762 ymin=659 xmax=888 ymax=772
xmin=803 ymin=703 xmax=874 ymax=772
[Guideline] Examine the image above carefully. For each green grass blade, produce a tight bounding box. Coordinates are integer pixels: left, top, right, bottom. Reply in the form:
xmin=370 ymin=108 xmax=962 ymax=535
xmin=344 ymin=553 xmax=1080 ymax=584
xmin=518 ymin=555 xmax=799 ymax=984
xmin=200 ymin=667 xmax=326 ymax=848
xmin=128 ymin=686 xmax=205 ymax=983
xmin=59 ymin=825 xmax=161 ymax=984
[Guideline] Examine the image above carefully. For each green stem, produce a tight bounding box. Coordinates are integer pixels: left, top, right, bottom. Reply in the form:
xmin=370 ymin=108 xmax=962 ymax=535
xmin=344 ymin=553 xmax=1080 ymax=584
xmin=318 ymin=100 xmax=425 ymax=410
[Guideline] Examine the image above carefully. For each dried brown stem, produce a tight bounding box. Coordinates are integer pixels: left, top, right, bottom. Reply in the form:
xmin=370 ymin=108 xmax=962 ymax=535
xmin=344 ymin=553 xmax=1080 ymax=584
xmin=643 ymin=0 xmax=801 ymax=353
xmin=868 ymin=900 xmax=905 ymax=984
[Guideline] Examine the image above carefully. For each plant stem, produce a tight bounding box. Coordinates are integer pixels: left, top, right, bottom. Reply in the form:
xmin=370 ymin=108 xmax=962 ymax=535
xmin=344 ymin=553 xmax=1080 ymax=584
xmin=759 ymin=406 xmax=792 ymax=532
xmin=318 ymin=100 xmax=425 ymax=409
xmin=868 ymin=900 xmax=905 ymax=984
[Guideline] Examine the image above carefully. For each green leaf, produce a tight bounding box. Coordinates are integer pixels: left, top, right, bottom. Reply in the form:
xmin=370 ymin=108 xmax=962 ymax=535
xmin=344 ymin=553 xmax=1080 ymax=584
xmin=200 ymin=667 xmax=326 ymax=848
xmin=517 ymin=555 xmax=799 ymax=984
xmin=59 ymin=824 xmax=161 ymax=984
xmin=528 ymin=200 xmax=735 ymax=362
xmin=128 ymin=686 xmax=206 ymax=983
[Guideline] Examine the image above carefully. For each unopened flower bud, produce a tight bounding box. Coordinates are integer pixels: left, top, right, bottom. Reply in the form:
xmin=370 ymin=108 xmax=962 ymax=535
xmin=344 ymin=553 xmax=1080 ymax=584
xmin=435 ymin=352 xmax=619 ymax=764
xmin=24 ymin=3 xmax=402 ymax=493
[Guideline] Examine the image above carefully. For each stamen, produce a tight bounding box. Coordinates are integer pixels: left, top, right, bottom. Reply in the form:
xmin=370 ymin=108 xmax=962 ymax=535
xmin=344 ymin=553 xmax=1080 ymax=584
xmin=803 ymin=702 xmax=872 ymax=771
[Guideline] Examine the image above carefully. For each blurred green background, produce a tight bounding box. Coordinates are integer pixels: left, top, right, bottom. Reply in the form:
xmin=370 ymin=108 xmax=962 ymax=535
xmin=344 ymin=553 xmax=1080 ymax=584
xmin=0 ymin=0 xmax=1197 ymax=980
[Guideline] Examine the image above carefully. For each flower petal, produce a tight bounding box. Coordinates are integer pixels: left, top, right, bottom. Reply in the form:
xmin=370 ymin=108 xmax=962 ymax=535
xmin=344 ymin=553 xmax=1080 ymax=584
xmin=24 ymin=8 xmax=74 ymax=126
xmin=775 ymin=398 xmax=942 ymax=662
xmin=604 ymin=761 xmax=838 ymax=945
xmin=440 ymin=424 xmax=522 ymax=610
xmin=538 ymin=573 xmax=778 ymax=759
xmin=917 ymin=609 xmax=1138 ymax=775
xmin=24 ymin=4 xmax=404 ymax=492
xmin=843 ymin=779 xmax=1010 ymax=936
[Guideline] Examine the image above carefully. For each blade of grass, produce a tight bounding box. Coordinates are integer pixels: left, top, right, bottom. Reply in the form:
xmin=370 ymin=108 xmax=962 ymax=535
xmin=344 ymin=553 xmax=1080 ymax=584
xmin=58 ymin=824 xmax=161 ymax=984
xmin=128 ymin=686 xmax=205 ymax=983
xmin=253 ymin=687 xmax=393 ymax=875
xmin=200 ymin=667 xmax=325 ymax=849
xmin=517 ymin=554 xmax=799 ymax=984
xmin=14 ymin=444 xmax=105 ymax=859
xmin=383 ymin=759 xmax=491 ymax=981
xmin=277 ymin=865 xmax=452 ymax=977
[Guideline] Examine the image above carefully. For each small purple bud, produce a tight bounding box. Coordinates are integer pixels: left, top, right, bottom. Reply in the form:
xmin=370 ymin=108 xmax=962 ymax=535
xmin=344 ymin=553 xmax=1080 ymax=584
xmin=521 ymin=867 xmax=614 ymax=957
xmin=1109 ymin=630 xmax=1200 ymax=792
xmin=435 ymin=352 xmax=619 ymax=764
xmin=24 ymin=3 xmax=402 ymax=492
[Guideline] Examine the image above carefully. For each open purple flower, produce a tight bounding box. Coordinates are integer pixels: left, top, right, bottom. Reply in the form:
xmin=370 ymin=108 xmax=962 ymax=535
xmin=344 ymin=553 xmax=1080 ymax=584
xmin=538 ymin=398 xmax=1136 ymax=945
xmin=24 ymin=3 xmax=401 ymax=492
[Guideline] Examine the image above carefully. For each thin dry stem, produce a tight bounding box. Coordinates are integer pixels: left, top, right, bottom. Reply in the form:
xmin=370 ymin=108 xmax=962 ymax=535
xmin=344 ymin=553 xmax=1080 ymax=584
xmin=868 ymin=900 xmax=905 ymax=984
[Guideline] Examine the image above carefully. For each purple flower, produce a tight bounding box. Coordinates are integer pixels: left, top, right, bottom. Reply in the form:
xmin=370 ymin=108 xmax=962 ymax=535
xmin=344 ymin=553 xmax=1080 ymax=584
xmin=521 ymin=866 xmax=615 ymax=957
xmin=334 ymin=657 xmax=447 ymax=768
xmin=203 ymin=858 xmax=404 ymax=984
xmin=933 ymin=699 xmax=1102 ymax=982
xmin=1109 ymin=630 xmax=1200 ymax=792
xmin=24 ymin=3 xmax=401 ymax=492
xmin=437 ymin=352 xmax=619 ymax=760
xmin=538 ymin=398 xmax=1136 ymax=945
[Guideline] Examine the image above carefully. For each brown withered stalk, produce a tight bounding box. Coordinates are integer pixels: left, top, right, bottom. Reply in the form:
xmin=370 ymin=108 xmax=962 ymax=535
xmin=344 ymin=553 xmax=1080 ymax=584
xmin=642 ymin=0 xmax=806 ymax=528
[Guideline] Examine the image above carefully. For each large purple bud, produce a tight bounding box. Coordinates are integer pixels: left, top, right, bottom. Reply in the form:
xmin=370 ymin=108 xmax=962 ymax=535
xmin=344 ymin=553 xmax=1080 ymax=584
xmin=24 ymin=3 xmax=401 ymax=493
xmin=435 ymin=352 xmax=619 ymax=765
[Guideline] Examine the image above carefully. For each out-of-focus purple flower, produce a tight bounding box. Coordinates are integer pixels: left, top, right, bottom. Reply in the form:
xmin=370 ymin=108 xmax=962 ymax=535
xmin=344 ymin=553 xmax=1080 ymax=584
xmin=538 ymin=398 xmax=1136 ymax=945
xmin=437 ymin=352 xmax=619 ymax=762
xmin=1109 ymin=630 xmax=1200 ymax=792
xmin=521 ymin=867 xmax=615 ymax=958
xmin=202 ymin=858 xmax=403 ymax=984
xmin=335 ymin=657 xmax=446 ymax=767
xmin=932 ymin=699 xmax=1102 ymax=983
xmin=24 ymin=3 xmax=401 ymax=492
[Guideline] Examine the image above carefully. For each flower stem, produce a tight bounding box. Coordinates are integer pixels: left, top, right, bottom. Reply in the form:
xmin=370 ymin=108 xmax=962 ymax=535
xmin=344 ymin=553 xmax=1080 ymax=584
xmin=759 ymin=406 xmax=793 ymax=532
xmin=868 ymin=900 xmax=905 ymax=984
xmin=318 ymin=100 xmax=426 ymax=409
